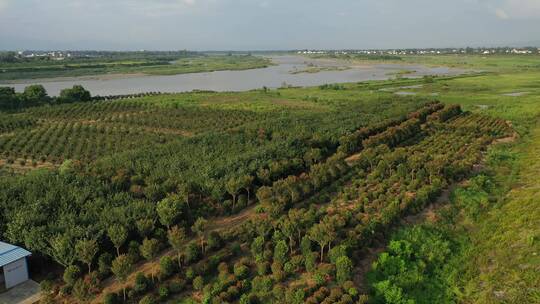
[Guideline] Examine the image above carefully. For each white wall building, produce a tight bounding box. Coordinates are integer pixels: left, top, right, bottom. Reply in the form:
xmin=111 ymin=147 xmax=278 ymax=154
xmin=0 ymin=241 xmax=32 ymax=290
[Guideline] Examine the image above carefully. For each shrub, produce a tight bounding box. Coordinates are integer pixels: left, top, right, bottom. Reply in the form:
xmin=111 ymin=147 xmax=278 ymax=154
xmin=216 ymin=261 xmax=228 ymax=273
xmin=257 ymin=261 xmax=270 ymax=276
xmin=98 ymin=252 xmax=113 ymax=278
xmin=285 ymin=287 xmax=306 ymax=304
xmin=185 ymin=266 xmax=196 ymax=280
xmin=59 ymin=285 xmax=71 ymax=296
xmin=138 ymin=295 xmax=157 ymax=304
xmin=271 ymin=261 xmax=285 ymax=281
xmin=234 ymin=263 xmax=249 ymax=279
xmin=272 ymin=284 xmax=285 ymax=300
xmin=252 ymin=275 xmax=273 ymax=294
xmin=273 ymin=240 xmax=288 ymax=264
xmin=329 ymin=245 xmax=350 ymax=264
xmin=239 ymin=293 xmax=259 ymax=304
xmin=290 ymin=255 xmax=304 ymax=269
xmin=133 ymin=272 xmax=149 ymax=294
xmin=86 ymin=271 xmax=101 ymax=291
xmin=357 ymin=294 xmax=369 ymax=304
xmin=184 ymin=241 xmax=201 ymax=264
xmin=63 ymin=265 xmax=80 ymax=286
xmin=193 ymin=276 xmax=205 ymax=291
xmin=140 ymin=238 xmax=161 ymax=261
xmin=336 ymin=256 xmax=353 ymax=283
xmin=168 ymin=278 xmax=186 ymax=294
xmin=305 ymin=252 xmax=317 ymax=272
xmin=40 ymin=279 xmax=53 ymax=294
xmin=312 ymin=272 xmax=325 ymax=286
xmin=128 ymin=240 xmax=141 ymax=263
xmin=251 ymin=236 xmax=265 ymax=262
xmin=159 ymin=256 xmax=175 ymax=278
xmin=159 ymin=285 xmax=169 ymax=300
xmin=103 ymin=292 xmax=119 ymax=304
xmin=301 ymin=236 xmax=313 ymax=256
xmin=231 ymin=242 xmax=242 ymax=256
xmin=207 ymin=231 xmax=223 ymax=251
xmin=72 ymin=279 xmax=91 ymax=302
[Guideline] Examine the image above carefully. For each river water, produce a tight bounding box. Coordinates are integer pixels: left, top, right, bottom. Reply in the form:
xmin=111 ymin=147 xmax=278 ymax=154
xmin=1 ymin=56 xmax=467 ymax=96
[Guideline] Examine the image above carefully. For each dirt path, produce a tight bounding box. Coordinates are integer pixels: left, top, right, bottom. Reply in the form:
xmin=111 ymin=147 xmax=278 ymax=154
xmin=206 ymin=204 xmax=259 ymax=232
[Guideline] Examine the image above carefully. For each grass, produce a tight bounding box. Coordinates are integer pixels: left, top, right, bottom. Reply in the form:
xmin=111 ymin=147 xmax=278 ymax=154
xmin=315 ymin=53 xmax=540 ymax=73
xmin=289 ymin=66 xmax=350 ymax=74
xmin=456 ymin=129 xmax=540 ymax=303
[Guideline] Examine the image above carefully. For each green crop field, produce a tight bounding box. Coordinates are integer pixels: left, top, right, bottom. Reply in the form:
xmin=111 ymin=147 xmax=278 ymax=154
xmin=0 ymin=54 xmax=538 ymax=304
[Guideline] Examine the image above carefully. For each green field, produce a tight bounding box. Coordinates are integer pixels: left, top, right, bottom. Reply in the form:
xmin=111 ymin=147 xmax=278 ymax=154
xmin=0 ymin=54 xmax=272 ymax=82
xmin=0 ymin=54 xmax=538 ymax=304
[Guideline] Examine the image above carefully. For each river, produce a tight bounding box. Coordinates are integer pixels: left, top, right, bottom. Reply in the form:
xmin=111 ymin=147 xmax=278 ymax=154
xmin=1 ymin=56 xmax=468 ymax=96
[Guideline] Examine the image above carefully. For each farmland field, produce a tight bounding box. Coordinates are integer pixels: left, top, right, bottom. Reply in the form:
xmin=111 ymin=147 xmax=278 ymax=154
xmin=0 ymin=54 xmax=538 ymax=304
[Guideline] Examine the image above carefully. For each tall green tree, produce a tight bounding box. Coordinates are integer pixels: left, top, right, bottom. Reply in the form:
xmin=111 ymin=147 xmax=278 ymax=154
xmin=108 ymin=225 xmax=128 ymax=256
xmin=111 ymin=255 xmax=133 ymax=301
xmin=192 ymin=217 xmax=208 ymax=253
xmin=167 ymin=226 xmax=186 ymax=267
xmin=140 ymin=238 xmax=161 ymax=281
xmin=225 ymin=177 xmax=243 ymax=209
xmin=136 ymin=218 xmax=155 ymax=239
xmin=308 ymin=221 xmax=335 ymax=262
xmin=273 ymin=240 xmax=289 ymax=264
xmin=0 ymin=87 xmax=18 ymax=110
xmin=75 ymin=238 xmax=98 ymax=274
xmin=139 ymin=238 xmax=160 ymax=261
xmin=22 ymin=84 xmax=49 ymax=106
xmin=157 ymin=194 xmax=186 ymax=229
xmin=48 ymin=234 xmax=77 ymax=267
xmin=336 ymin=256 xmax=353 ymax=283
xmin=241 ymin=175 xmax=255 ymax=202
xmin=279 ymin=217 xmax=298 ymax=254
xmin=251 ymin=236 xmax=265 ymax=262
xmin=59 ymin=85 xmax=91 ymax=103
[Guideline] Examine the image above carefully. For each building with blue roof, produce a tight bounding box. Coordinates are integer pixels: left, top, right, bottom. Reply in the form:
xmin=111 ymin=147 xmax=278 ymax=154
xmin=0 ymin=241 xmax=31 ymax=290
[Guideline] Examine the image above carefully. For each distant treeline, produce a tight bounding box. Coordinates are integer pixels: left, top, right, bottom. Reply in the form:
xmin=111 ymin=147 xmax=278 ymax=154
xmin=0 ymin=50 xmax=201 ymax=64
xmin=0 ymin=85 xmax=189 ymax=110
xmin=0 ymin=85 xmax=92 ymax=110
xmin=320 ymin=54 xmax=403 ymax=61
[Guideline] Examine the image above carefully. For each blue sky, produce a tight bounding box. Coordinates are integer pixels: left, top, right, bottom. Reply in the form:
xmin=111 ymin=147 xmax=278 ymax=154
xmin=1 ymin=0 xmax=539 ymax=50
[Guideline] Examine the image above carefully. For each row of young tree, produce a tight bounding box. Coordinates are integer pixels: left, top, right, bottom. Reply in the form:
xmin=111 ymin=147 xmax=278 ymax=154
xmin=0 ymin=84 xmax=91 ymax=111
xmin=208 ymin=107 xmax=505 ymax=304
xmin=86 ymin=103 xmax=500 ymax=303
xmin=0 ymin=98 xmax=432 ymax=303
xmin=255 ymin=102 xmax=447 ymax=220
xmin=0 ymin=120 xmax=165 ymax=164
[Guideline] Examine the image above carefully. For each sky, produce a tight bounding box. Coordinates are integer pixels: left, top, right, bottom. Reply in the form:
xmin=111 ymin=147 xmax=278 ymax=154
xmin=0 ymin=0 xmax=539 ymax=51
